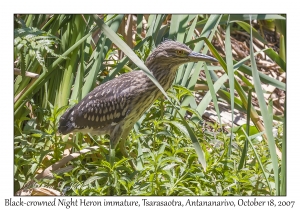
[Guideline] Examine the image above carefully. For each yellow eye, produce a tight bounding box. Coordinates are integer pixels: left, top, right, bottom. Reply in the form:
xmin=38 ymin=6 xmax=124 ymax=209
xmin=176 ymin=50 xmax=185 ymax=55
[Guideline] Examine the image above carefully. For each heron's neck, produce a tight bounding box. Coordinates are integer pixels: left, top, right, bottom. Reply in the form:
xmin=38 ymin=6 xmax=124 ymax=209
xmin=149 ymin=64 xmax=180 ymax=91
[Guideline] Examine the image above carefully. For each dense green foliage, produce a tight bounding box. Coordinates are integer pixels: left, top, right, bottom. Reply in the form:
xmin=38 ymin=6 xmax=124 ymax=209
xmin=14 ymin=14 xmax=286 ymax=195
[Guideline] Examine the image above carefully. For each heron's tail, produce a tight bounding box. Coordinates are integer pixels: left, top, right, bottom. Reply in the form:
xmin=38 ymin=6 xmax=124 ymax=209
xmin=58 ymin=107 xmax=75 ymax=135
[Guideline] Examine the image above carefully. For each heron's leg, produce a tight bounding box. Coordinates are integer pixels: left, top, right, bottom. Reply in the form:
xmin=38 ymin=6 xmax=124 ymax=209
xmin=110 ymin=124 xmax=136 ymax=170
xmin=109 ymin=142 xmax=116 ymax=167
xmin=119 ymin=126 xmax=136 ymax=170
xmin=109 ymin=124 xmax=124 ymax=167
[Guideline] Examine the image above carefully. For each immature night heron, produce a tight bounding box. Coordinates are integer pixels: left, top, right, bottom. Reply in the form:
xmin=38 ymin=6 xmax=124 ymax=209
xmin=58 ymin=40 xmax=218 ymax=168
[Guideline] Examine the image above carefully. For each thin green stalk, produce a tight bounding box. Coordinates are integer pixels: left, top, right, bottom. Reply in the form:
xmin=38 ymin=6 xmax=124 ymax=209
xmin=225 ymin=16 xmax=234 ymax=156
xmin=241 ymin=128 xmax=272 ymax=194
xmin=249 ymin=16 xmax=279 ymax=195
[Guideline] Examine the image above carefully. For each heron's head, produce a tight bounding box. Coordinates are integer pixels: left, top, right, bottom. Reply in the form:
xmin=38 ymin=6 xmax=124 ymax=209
xmin=145 ymin=39 xmax=218 ymax=71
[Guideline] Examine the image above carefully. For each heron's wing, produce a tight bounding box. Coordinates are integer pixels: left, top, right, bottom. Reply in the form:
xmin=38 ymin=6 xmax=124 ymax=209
xmin=71 ymin=71 xmax=151 ymax=130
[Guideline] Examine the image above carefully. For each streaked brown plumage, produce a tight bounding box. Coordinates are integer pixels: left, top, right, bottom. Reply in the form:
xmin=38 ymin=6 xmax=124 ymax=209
xmin=58 ymin=39 xmax=218 ymax=168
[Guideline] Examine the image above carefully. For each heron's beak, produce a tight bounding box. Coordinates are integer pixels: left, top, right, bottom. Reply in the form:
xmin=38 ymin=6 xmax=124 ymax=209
xmin=188 ymin=51 xmax=218 ymax=63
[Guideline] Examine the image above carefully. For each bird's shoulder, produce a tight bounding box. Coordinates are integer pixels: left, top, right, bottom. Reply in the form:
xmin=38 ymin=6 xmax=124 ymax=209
xmin=89 ymin=70 xmax=150 ymax=100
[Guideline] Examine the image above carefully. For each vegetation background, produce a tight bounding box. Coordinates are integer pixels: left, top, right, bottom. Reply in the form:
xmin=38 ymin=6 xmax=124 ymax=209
xmin=13 ymin=14 xmax=286 ymax=196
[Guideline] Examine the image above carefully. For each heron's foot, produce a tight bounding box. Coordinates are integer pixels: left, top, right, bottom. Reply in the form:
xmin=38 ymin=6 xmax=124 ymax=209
xmin=120 ymin=144 xmax=136 ymax=170
xmin=109 ymin=140 xmax=136 ymax=170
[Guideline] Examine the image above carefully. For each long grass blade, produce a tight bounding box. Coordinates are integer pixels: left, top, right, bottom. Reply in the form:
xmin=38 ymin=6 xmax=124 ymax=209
xmin=196 ymin=14 xmax=285 ymax=28
xmin=238 ymin=89 xmax=252 ymax=170
xmin=280 ymin=101 xmax=286 ymax=195
xmin=241 ymin=128 xmax=272 ymax=194
xmin=176 ymin=110 xmax=207 ymax=171
xmin=234 ymin=60 xmax=285 ymax=90
xmin=225 ymin=17 xmax=235 ymax=156
xmin=203 ymin=63 xmax=221 ymax=125
xmin=178 ymin=15 xmax=222 ymax=117
xmin=249 ymin=16 xmax=279 ymax=195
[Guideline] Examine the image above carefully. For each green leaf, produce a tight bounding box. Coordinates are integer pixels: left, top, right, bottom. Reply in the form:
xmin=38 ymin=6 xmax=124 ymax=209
xmin=225 ymin=18 xmax=235 ymax=156
xmin=234 ymin=21 xmax=268 ymax=44
xmin=175 ymin=111 xmax=206 ymax=171
xmin=248 ymin=17 xmax=279 ymax=195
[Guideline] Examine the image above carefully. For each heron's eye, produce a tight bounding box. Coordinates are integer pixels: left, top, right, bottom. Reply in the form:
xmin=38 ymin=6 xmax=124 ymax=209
xmin=175 ymin=50 xmax=185 ymax=56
